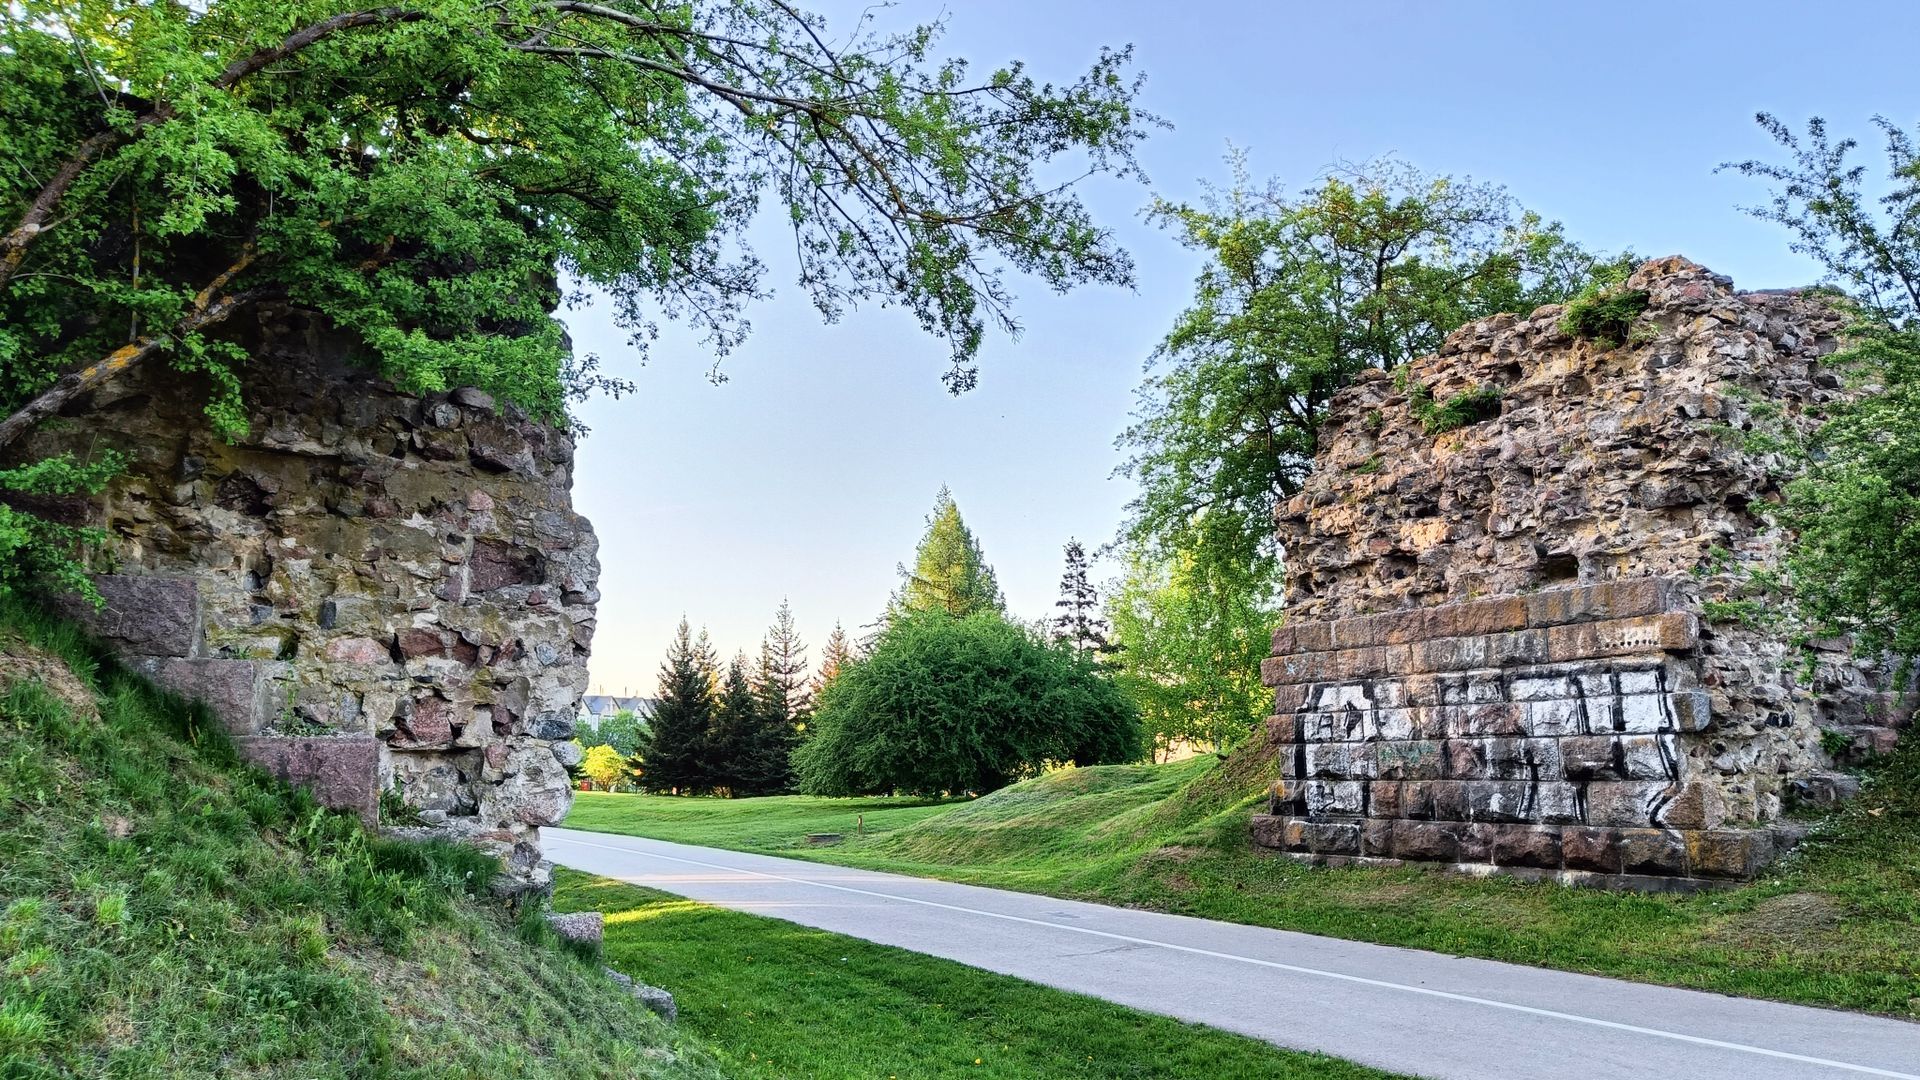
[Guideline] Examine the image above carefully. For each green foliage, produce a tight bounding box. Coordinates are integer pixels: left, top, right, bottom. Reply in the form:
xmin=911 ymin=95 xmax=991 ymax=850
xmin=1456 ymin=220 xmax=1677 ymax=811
xmin=580 ymin=744 xmax=628 ymax=791
xmin=588 ymin=708 xmax=646 ymax=759
xmin=0 ymin=452 xmax=121 ymax=604
xmin=794 ymin=610 xmax=1142 ymax=796
xmin=634 ymin=619 xmax=719 ymax=795
xmin=0 ymin=0 xmax=1151 ymax=415
xmin=1559 ymin=278 xmax=1651 ymax=349
xmin=1406 ymin=383 xmax=1504 ymax=435
xmin=1729 ymin=115 xmax=1920 ymax=678
xmin=889 ymin=486 xmax=1004 ymax=619
xmin=1105 ymin=547 xmax=1273 ymax=756
xmin=0 ymin=598 xmax=715 ymax=1076
xmin=1118 ymin=154 xmax=1629 ymax=598
xmin=1050 ymin=538 xmax=1112 ymax=657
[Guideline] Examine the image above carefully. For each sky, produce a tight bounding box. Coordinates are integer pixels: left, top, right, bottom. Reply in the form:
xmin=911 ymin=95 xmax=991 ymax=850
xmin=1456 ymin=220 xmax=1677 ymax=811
xmin=569 ymin=0 xmax=1920 ymax=694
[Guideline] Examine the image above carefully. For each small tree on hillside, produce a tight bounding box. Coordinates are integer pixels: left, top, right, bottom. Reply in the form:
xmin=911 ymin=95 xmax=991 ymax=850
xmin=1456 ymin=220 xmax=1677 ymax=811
xmin=635 ymin=619 xmax=717 ymax=795
xmin=1051 ymin=538 xmax=1112 ymax=657
xmin=889 ymin=487 xmax=1004 ymax=619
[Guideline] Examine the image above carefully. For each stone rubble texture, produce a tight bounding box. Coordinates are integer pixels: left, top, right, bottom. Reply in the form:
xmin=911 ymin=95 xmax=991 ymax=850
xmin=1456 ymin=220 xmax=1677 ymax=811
xmin=16 ymin=308 xmax=598 ymax=889
xmin=1255 ymin=257 xmax=1910 ymax=888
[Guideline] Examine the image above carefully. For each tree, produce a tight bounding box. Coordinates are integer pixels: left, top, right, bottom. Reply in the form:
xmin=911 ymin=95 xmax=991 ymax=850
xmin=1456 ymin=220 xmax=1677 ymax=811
xmin=890 ymin=486 xmax=1004 ymax=619
xmin=705 ymin=652 xmax=761 ymax=796
xmin=1726 ymin=114 xmax=1920 ymax=677
xmin=634 ymin=618 xmax=717 ymax=794
xmin=1106 ymin=546 xmax=1273 ymax=757
xmin=793 ymin=610 xmax=1142 ymax=796
xmin=1118 ymin=156 xmax=1629 ymax=591
xmin=732 ymin=600 xmax=809 ymax=794
xmin=0 ymin=0 xmax=1152 ymax=597
xmin=1050 ymin=538 xmax=1111 ymax=657
xmin=579 ymin=743 xmax=628 ymax=791
xmin=591 ymin=708 xmax=646 ymax=758
xmin=813 ymin=621 xmax=854 ymax=696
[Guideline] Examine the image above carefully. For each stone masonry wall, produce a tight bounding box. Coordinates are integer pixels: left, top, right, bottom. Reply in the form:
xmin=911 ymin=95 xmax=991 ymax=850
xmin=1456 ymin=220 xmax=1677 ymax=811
xmin=1253 ymin=257 xmax=1910 ymax=888
xmin=11 ymin=307 xmax=598 ymax=889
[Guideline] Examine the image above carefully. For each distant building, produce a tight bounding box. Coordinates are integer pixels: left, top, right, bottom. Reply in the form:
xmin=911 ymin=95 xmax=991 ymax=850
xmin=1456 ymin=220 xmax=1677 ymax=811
xmin=577 ymin=694 xmax=657 ymax=734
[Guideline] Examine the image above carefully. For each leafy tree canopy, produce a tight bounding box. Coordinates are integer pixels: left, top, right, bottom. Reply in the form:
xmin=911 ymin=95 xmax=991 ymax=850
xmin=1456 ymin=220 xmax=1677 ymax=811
xmin=889 ymin=486 xmax=1004 ymax=619
xmin=0 ymin=0 xmax=1154 ymax=458
xmin=794 ymin=610 xmax=1141 ymax=796
xmin=1726 ymin=114 xmax=1920 ymax=677
xmin=1117 ymin=155 xmax=1630 ymax=585
xmin=579 ymin=742 xmax=628 ymax=790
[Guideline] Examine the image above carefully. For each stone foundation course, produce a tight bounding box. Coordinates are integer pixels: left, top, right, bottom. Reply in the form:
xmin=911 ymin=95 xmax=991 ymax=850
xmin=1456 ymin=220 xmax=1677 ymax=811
xmin=1257 ymin=258 xmax=1910 ymax=888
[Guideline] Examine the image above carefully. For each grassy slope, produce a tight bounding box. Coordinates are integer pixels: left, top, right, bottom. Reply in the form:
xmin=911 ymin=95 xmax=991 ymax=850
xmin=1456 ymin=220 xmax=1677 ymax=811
xmin=0 ymin=604 xmax=720 ymax=1080
xmin=566 ymin=747 xmax=1920 ymax=1017
xmin=551 ymin=868 xmax=1398 ymax=1080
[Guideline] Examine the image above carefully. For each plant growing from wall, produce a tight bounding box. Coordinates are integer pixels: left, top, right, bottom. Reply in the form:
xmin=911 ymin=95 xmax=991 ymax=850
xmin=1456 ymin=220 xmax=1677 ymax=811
xmin=1560 ymin=280 xmax=1652 ymax=348
xmin=1407 ymin=383 xmax=1504 ymax=435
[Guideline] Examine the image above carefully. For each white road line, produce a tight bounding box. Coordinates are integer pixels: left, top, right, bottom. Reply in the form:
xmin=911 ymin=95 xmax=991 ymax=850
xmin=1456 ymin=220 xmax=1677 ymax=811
xmin=551 ymin=833 xmax=1919 ymax=1080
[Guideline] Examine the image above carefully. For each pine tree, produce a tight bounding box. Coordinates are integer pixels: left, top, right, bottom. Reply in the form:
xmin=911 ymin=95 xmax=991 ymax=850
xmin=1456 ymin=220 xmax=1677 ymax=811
xmin=1051 ymin=538 xmax=1113 ymax=656
xmin=890 ymin=486 xmax=1004 ymax=619
xmin=634 ymin=618 xmax=717 ymax=795
xmin=737 ymin=601 xmax=809 ymax=794
xmin=706 ymin=653 xmax=761 ymax=796
xmin=813 ymin=621 xmax=855 ymax=696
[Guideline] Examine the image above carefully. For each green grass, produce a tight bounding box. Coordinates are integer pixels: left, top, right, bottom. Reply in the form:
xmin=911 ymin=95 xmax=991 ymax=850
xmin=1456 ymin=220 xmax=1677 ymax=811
xmin=552 ymin=868 xmax=1398 ymax=1080
xmin=0 ymin=601 xmax=720 ymax=1079
xmin=566 ymin=745 xmax=1920 ymax=1017
xmin=567 ymin=789 xmax=961 ymax=850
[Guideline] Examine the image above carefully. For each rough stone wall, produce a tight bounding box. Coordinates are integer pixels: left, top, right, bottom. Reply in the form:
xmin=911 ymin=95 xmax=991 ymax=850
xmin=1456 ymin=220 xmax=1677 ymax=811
xmin=12 ymin=307 xmax=597 ymax=889
xmin=1254 ymin=257 xmax=1909 ymax=888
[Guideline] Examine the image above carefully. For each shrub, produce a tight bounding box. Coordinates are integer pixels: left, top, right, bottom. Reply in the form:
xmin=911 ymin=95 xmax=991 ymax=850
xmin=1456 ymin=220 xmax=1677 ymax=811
xmin=1408 ymin=383 xmax=1504 ymax=435
xmin=1560 ymin=283 xmax=1651 ymax=348
xmin=793 ymin=611 xmax=1143 ymax=796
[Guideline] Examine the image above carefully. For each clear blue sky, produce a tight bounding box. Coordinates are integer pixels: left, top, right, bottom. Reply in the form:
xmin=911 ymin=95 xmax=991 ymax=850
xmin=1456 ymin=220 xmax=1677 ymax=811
xmin=570 ymin=0 xmax=1920 ymax=693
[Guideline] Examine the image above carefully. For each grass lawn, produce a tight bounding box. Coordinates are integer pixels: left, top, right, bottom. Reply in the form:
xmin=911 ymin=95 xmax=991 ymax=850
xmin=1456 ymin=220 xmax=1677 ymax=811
xmin=564 ymin=747 xmax=1920 ymax=1018
xmin=552 ymin=867 xmax=1398 ymax=1080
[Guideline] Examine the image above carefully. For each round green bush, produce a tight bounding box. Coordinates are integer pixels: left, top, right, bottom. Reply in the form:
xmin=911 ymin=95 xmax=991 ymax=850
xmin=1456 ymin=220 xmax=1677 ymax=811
xmin=794 ymin=611 xmax=1143 ymax=795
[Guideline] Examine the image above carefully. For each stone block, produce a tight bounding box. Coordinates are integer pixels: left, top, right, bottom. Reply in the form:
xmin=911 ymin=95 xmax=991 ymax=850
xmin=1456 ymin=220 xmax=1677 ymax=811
xmin=1463 ymin=780 xmax=1538 ymax=824
xmin=1455 ymin=702 xmax=1528 ymax=738
xmin=1584 ymin=781 xmax=1667 ymax=828
xmin=1616 ymin=735 xmax=1680 ymax=781
xmin=1303 ymin=780 xmax=1365 ymax=817
xmin=1360 ymin=818 xmax=1395 ymax=858
xmin=325 ymin=636 xmax=391 ymax=665
xmin=1612 ymin=834 xmax=1689 ymax=876
xmin=1270 ymin=621 xmax=1332 ymax=656
xmin=60 ymin=575 xmax=202 ymax=656
xmin=1543 ymin=612 xmax=1698 ymax=664
xmin=1249 ymin=813 xmax=1289 ymax=849
xmin=1526 ymin=699 xmax=1584 ymax=737
xmin=1369 ymin=780 xmax=1406 ymax=818
xmin=1444 ymin=596 xmax=1530 ymax=638
xmin=1560 ymin=735 xmax=1620 ymax=780
xmin=1264 ymin=714 xmax=1299 ymax=745
xmin=1391 ymin=818 xmax=1461 ymax=862
xmin=1561 ymin=826 xmax=1622 ymax=873
xmin=233 ymin=735 xmax=377 ymax=826
xmin=1375 ymin=741 xmax=1446 ymax=781
xmin=1525 ymin=579 xmax=1678 ymax=629
xmin=1457 ymin=823 xmax=1498 ymax=864
xmin=1659 ymin=782 xmax=1727 ymax=831
xmin=545 ymin=911 xmax=603 ymax=946
xmin=1303 ymin=821 xmax=1361 ymax=856
xmin=1304 ymin=741 xmax=1376 ymax=780
xmin=141 ymin=658 xmax=268 ymax=734
xmin=1686 ymin=830 xmax=1774 ymax=879
xmin=1492 ymin=824 xmax=1562 ymax=869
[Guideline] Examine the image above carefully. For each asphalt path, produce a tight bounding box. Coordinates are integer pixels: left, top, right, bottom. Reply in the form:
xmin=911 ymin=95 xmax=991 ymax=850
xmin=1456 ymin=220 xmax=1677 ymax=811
xmin=547 ymin=826 xmax=1920 ymax=1080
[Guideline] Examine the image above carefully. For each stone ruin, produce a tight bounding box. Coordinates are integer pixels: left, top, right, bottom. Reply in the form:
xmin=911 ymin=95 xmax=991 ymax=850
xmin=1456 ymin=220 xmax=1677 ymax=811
xmin=9 ymin=307 xmax=598 ymax=890
xmin=1253 ymin=257 xmax=1911 ymax=889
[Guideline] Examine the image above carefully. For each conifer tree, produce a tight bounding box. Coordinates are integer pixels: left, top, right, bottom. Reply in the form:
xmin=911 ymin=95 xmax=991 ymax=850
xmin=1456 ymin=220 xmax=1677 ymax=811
xmin=814 ymin=622 xmax=856 ymax=696
xmin=707 ymin=653 xmax=761 ymax=796
xmin=1051 ymin=538 xmax=1113 ymax=656
xmin=890 ymin=487 xmax=1005 ymax=619
xmin=634 ymin=618 xmax=717 ymax=795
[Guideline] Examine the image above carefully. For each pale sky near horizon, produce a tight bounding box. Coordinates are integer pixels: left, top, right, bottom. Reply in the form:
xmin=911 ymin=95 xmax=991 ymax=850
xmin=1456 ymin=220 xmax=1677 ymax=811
xmin=569 ymin=0 xmax=1920 ymax=695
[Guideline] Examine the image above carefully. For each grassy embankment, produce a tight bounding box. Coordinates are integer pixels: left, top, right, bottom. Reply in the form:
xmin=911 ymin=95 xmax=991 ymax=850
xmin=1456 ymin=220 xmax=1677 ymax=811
xmin=566 ymin=744 xmax=1920 ymax=1017
xmin=0 ymin=602 xmax=1393 ymax=1079
xmin=552 ymin=869 xmax=1397 ymax=1080
xmin=0 ymin=601 xmax=721 ymax=1079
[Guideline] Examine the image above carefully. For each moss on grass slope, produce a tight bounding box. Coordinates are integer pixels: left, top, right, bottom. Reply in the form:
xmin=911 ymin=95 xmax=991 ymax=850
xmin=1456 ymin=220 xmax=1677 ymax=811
xmin=0 ymin=603 xmax=720 ymax=1079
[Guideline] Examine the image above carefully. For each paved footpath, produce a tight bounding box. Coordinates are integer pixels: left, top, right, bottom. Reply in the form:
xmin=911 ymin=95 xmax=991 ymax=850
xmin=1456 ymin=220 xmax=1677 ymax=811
xmin=547 ymin=826 xmax=1920 ymax=1080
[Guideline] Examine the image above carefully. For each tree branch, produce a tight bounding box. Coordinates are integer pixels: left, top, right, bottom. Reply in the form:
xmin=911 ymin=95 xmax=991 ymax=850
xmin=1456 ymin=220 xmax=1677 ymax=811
xmin=0 ymin=246 xmax=264 ymax=451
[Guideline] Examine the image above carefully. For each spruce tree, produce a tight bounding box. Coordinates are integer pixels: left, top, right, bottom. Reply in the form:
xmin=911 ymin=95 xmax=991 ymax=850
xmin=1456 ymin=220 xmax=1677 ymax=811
xmin=1051 ymin=538 xmax=1113 ymax=656
xmin=814 ymin=622 xmax=855 ymax=696
xmin=707 ymin=653 xmax=761 ymax=797
xmin=890 ymin=486 xmax=1005 ymax=619
xmin=635 ymin=618 xmax=717 ymax=795
xmin=737 ymin=601 xmax=809 ymax=794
